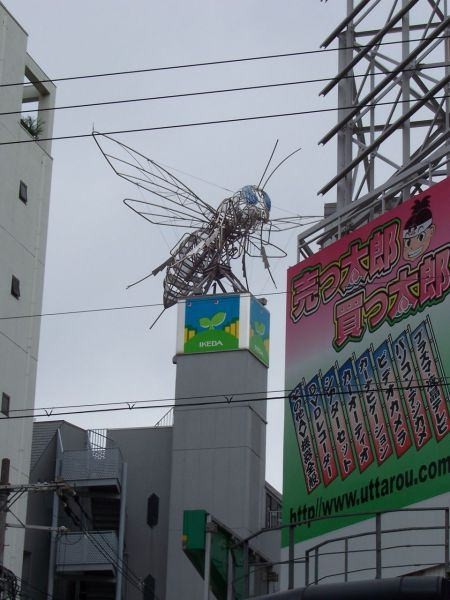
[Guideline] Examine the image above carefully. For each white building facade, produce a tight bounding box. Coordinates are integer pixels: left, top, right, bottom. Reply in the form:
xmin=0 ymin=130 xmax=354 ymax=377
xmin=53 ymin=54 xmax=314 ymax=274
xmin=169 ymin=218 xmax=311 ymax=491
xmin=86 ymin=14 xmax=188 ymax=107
xmin=0 ymin=2 xmax=55 ymax=577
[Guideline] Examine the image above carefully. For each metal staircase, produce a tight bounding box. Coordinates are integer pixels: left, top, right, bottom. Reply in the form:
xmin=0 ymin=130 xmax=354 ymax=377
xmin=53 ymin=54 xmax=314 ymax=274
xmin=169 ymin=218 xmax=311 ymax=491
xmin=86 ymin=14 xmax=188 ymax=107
xmin=91 ymin=496 xmax=121 ymax=531
xmin=53 ymin=430 xmax=126 ymax=600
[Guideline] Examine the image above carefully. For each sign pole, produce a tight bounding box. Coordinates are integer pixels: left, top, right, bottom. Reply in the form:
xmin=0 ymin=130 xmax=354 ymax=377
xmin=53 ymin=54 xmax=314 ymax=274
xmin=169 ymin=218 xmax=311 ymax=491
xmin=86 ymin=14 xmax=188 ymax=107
xmin=203 ymin=515 xmax=212 ymax=600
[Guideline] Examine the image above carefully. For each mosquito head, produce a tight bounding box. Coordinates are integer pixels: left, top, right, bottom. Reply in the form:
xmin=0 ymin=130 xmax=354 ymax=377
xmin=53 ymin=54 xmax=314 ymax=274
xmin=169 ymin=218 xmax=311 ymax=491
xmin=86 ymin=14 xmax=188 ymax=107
xmin=240 ymin=185 xmax=271 ymax=221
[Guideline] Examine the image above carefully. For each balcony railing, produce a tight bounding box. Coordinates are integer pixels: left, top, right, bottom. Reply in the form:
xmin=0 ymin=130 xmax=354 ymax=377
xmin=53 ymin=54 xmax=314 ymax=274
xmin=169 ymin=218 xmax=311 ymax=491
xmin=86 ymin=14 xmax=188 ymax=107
xmin=56 ymin=531 xmax=118 ymax=573
xmin=60 ymin=447 xmax=122 ymax=485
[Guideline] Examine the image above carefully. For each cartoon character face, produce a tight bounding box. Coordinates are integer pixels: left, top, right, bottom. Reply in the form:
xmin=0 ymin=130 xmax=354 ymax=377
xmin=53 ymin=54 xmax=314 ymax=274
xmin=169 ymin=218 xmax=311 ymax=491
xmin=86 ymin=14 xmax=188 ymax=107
xmin=403 ymin=221 xmax=435 ymax=261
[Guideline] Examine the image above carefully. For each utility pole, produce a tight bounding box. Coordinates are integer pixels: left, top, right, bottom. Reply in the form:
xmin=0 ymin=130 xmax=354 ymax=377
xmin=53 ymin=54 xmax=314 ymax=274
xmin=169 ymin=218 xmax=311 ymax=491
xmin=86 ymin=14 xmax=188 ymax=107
xmin=0 ymin=458 xmax=10 ymax=568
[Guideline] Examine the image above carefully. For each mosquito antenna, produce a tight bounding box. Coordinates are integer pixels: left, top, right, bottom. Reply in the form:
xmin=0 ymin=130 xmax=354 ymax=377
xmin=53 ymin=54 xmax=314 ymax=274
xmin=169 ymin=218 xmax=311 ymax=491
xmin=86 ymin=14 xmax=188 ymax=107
xmin=261 ymin=146 xmax=301 ymax=190
xmin=261 ymin=245 xmax=277 ymax=288
xmin=257 ymin=139 xmax=279 ymax=188
xmin=126 ymin=272 xmax=154 ymax=289
xmin=149 ymin=307 xmax=166 ymax=330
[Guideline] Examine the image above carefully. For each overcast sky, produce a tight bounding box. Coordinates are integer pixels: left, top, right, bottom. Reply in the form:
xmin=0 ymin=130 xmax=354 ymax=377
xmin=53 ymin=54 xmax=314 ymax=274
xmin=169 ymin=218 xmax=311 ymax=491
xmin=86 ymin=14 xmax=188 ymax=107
xmin=4 ymin=1 xmax=345 ymax=491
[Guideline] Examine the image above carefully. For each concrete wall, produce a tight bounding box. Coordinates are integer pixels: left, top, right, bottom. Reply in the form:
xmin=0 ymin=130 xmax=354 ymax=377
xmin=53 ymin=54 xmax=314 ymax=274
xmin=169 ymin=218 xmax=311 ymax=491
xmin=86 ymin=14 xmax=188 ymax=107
xmin=23 ymin=425 xmax=58 ymax=599
xmin=166 ymin=349 xmax=268 ymax=599
xmin=0 ymin=2 xmax=55 ymax=578
xmin=108 ymin=425 xmax=173 ymax=600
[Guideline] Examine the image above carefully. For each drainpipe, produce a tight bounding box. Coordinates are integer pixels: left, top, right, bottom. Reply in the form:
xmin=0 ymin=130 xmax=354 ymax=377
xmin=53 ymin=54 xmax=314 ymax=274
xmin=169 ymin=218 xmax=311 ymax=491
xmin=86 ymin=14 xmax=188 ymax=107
xmin=47 ymin=429 xmax=63 ymax=598
xmin=115 ymin=461 xmax=127 ymax=600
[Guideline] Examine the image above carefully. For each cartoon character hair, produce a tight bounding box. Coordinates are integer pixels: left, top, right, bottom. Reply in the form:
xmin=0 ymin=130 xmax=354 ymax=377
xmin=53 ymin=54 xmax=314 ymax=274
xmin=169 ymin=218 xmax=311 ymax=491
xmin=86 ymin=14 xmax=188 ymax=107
xmin=403 ymin=195 xmax=433 ymax=238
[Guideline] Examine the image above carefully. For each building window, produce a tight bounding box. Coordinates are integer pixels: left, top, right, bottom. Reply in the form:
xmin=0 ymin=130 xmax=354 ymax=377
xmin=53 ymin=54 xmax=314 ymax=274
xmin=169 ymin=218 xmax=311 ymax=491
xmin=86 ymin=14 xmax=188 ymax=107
xmin=147 ymin=493 xmax=159 ymax=528
xmin=11 ymin=276 xmax=20 ymax=300
xmin=19 ymin=180 xmax=28 ymax=204
xmin=1 ymin=393 xmax=10 ymax=417
xmin=265 ymin=491 xmax=282 ymax=528
xmin=143 ymin=574 xmax=155 ymax=600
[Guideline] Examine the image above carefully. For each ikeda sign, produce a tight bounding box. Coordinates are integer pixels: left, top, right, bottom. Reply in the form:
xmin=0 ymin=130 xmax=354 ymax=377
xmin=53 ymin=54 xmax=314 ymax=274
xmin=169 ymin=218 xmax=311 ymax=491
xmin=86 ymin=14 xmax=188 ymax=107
xmin=283 ymin=178 xmax=450 ymax=545
xmin=176 ymin=293 xmax=270 ymax=366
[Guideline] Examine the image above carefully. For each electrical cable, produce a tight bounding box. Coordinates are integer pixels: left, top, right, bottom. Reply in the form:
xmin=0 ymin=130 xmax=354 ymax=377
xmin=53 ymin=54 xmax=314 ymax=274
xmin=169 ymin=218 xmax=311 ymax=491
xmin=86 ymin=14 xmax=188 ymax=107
xmin=71 ymin=493 xmax=144 ymax=590
xmin=2 ymin=376 xmax=449 ymax=421
xmin=4 ymin=63 xmax=446 ymax=118
xmin=7 ymin=371 xmax=443 ymax=415
xmin=1 ymin=33 xmax=448 ymax=89
xmin=0 ymin=489 xmax=25 ymax=514
xmin=58 ymin=526 xmax=141 ymax=595
xmin=13 ymin=573 xmax=59 ymax=600
xmin=0 ymin=300 xmax=165 ymax=320
xmin=83 ymin=530 xmax=143 ymax=593
xmin=0 ymin=291 xmax=291 ymax=321
xmin=60 ymin=492 xmax=141 ymax=588
xmin=2 ymin=92 xmax=448 ymax=147
xmin=0 ymin=262 xmax=448 ymax=321
xmin=58 ymin=494 xmax=144 ymax=596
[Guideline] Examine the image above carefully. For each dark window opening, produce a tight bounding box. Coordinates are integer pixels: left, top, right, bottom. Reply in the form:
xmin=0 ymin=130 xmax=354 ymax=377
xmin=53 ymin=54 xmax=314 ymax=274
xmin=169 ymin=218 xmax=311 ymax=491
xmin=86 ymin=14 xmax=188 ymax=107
xmin=1 ymin=393 xmax=10 ymax=417
xmin=11 ymin=276 xmax=20 ymax=300
xmin=143 ymin=574 xmax=155 ymax=600
xmin=147 ymin=493 xmax=159 ymax=528
xmin=19 ymin=181 xmax=28 ymax=204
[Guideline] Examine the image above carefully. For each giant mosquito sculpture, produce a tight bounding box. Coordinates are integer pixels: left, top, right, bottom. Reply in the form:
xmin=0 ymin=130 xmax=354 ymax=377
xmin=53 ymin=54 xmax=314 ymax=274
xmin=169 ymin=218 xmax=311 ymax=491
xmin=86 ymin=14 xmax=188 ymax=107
xmin=94 ymin=133 xmax=318 ymax=325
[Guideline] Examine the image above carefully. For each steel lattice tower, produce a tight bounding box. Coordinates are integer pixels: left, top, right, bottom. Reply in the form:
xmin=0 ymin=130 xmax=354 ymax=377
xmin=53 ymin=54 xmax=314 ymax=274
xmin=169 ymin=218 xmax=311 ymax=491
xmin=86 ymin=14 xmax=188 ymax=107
xmin=298 ymin=0 xmax=450 ymax=259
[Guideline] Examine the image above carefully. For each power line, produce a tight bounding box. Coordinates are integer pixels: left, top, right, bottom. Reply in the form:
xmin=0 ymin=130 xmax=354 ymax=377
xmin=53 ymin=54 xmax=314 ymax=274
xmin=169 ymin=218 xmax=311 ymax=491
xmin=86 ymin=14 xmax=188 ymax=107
xmin=0 ymin=263 xmax=447 ymax=321
xmin=0 ymin=301 xmax=165 ymax=320
xmin=0 ymin=291 xmax=289 ymax=321
xmin=8 ymin=386 xmax=286 ymax=414
xmin=5 ymin=63 xmax=445 ymax=118
xmin=59 ymin=495 xmax=145 ymax=597
xmin=2 ymin=93 xmax=448 ymax=147
xmin=11 ymin=375 xmax=443 ymax=414
xmin=71 ymin=494 xmax=144 ymax=592
xmin=15 ymin=573 xmax=59 ymax=600
xmin=1 ymin=34 xmax=447 ymax=89
xmin=3 ymin=378 xmax=449 ymax=420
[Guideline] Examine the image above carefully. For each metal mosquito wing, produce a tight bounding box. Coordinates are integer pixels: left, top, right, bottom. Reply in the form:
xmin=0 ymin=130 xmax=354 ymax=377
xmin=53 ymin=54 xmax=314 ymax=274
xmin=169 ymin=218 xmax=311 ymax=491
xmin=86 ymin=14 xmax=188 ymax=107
xmin=269 ymin=215 xmax=323 ymax=232
xmin=245 ymin=215 xmax=322 ymax=260
xmin=93 ymin=132 xmax=216 ymax=229
xmin=246 ymin=232 xmax=288 ymax=259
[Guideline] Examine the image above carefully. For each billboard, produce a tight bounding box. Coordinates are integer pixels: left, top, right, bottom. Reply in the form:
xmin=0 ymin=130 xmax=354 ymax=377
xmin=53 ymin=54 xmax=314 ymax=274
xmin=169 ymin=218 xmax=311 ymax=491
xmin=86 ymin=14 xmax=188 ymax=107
xmin=183 ymin=295 xmax=240 ymax=353
xmin=283 ymin=179 xmax=450 ymax=545
xmin=176 ymin=293 xmax=270 ymax=366
xmin=250 ymin=295 xmax=270 ymax=366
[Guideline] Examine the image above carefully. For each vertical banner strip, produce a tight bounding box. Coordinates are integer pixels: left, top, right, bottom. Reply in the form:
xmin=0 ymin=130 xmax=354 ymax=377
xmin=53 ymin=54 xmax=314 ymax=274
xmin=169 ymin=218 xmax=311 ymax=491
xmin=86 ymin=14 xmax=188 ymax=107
xmin=391 ymin=330 xmax=432 ymax=449
xmin=321 ymin=367 xmax=356 ymax=479
xmin=410 ymin=320 xmax=450 ymax=440
xmin=424 ymin=315 xmax=450 ymax=412
xmin=337 ymin=358 xmax=374 ymax=472
xmin=372 ymin=340 xmax=412 ymax=457
xmin=289 ymin=384 xmax=321 ymax=493
xmin=303 ymin=375 xmax=339 ymax=486
xmin=355 ymin=350 xmax=393 ymax=464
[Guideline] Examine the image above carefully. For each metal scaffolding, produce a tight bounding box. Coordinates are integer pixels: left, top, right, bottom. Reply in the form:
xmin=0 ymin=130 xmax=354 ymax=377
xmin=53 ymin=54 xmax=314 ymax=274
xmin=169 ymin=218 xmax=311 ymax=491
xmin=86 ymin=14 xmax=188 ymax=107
xmin=298 ymin=0 xmax=450 ymax=259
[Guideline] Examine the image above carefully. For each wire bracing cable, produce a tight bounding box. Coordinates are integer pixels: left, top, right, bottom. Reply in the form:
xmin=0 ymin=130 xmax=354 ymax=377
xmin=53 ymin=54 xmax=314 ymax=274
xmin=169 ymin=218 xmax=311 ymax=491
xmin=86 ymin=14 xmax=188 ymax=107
xmin=2 ymin=377 xmax=449 ymax=421
xmin=4 ymin=63 xmax=446 ymax=118
xmin=0 ymin=264 xmax=448 ymax=322
xmin=1 ymin=34 xmax=448 ymax=89
xmin=14 ymin=573 xmax=61 ymax=600
xmin=2 ymin=93 xmax=449 ymax=147
xmin=71 ymin=494 xmax=143 ymax=591
xmin=59 ymin=497 xmax=145 ymax=596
